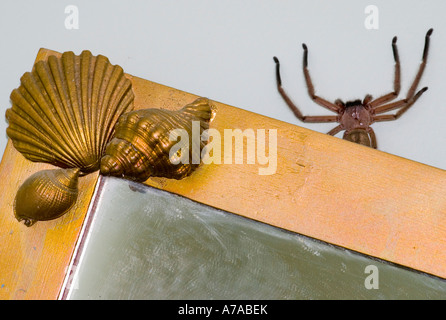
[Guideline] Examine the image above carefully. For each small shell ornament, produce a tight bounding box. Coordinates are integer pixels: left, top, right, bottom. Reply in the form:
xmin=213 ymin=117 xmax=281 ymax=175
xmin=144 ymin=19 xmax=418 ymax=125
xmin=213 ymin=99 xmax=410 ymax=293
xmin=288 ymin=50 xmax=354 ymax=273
xmin=100 ymin=97 xmax=213 ymax=182
xmin=14 ymin=168 xmax=80 ymax=227
xmin=6 ymin=50 xmax=134 ymax=226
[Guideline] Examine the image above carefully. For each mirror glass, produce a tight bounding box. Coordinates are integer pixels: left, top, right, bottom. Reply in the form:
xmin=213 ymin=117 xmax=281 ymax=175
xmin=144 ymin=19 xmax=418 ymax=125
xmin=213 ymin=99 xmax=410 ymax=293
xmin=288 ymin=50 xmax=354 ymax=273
xmin=65 ymin=177 xmax=446 ymax=299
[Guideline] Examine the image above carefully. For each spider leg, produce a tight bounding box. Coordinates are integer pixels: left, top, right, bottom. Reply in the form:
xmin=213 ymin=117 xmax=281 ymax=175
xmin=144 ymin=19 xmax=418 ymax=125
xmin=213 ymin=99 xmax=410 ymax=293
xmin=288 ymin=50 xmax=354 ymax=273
xmin=273 ymin=56 xmax=339 ymax=123
xmin=335 ymin=99 xmax=345 ymax=107
xmin=302 ymin=115 xmax=338 ymax=123
xmin=367 ymin=127 xmax=377 ymax=149
xmin=327 ymin=125 xmax=343 ymax=136
xmin=372 ymin=28 xmax=432 ymax=112
xmin=405 ymin=28 xmax=433 ymax=100
xmin=363 ymin=94 xmax=373 ymax=105
xmin=369 ymin=36 xmax=401 ymax=108
xmin=372 ymin=28 xmax=432 ymax=123
xmin=373 ymin=87 xmax=428 ymax=121
xmin=301 ymin=44 xmax=343 ymax=113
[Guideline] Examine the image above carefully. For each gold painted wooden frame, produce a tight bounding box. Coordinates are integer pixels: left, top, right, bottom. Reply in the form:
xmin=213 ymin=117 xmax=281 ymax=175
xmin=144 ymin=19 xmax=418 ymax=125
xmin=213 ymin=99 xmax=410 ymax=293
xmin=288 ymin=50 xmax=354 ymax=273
xmin=1 ymin=48 xmax=445 ymax=299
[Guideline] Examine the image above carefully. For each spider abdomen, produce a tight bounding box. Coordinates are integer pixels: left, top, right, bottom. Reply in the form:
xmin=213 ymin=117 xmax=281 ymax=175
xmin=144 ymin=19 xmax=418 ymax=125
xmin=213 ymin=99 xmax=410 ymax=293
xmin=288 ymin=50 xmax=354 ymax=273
xmin=343 ymin=128 xmax=372 ymax=147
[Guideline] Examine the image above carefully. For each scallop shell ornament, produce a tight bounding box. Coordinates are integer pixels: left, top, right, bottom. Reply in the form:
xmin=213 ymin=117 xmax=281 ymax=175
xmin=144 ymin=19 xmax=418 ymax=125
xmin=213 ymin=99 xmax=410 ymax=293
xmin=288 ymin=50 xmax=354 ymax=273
xmin=100 ymin=97 xmax=213 ymax=182
xmin=6 ymin=50 xmax=134 ymax=226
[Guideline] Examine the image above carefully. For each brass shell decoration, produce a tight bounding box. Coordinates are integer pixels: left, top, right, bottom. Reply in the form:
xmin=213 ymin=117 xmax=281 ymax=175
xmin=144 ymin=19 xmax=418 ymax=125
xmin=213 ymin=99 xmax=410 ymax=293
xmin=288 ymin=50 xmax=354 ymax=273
xmin=6 ymin=50 xmax=134 ymax=173
xmin=100 ymin=97 xmax=212 ymax=182
xmin=14 ymin=168 xmax=80 ymax=227
xmin=6 ymin=50 xmax=134 ymax=226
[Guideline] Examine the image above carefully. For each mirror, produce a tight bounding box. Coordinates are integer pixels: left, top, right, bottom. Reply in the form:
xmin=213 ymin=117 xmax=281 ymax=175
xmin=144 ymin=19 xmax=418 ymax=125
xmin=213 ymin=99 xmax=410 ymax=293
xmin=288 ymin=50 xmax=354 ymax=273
xmin=64 ymin=177 xmax=446 ymax=299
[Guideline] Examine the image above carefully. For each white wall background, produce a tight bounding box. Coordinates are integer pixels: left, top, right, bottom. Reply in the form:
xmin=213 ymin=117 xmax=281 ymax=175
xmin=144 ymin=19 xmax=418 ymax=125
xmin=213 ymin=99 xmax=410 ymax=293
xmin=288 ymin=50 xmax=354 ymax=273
xmin=0 ymin=0 xmax=444 ymax=169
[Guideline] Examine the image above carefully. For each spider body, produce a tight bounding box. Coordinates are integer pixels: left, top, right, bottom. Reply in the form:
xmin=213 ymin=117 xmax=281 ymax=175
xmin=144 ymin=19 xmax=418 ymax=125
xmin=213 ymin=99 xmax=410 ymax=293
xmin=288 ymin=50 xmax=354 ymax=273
xmin=339 ymin=100 xmax=375 ymax=146
xmin=273 ymin=29 xmax=433 ymax=149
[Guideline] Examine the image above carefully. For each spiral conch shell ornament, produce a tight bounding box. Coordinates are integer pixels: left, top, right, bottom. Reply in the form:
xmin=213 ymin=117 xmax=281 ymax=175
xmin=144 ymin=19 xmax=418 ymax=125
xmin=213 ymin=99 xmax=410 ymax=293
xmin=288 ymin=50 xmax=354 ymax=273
xmin=6 ymin=50 xmax=213 ymax=226
xmin=6 ymin=50 xmax=134 ymax=226
xmin=100 ymin=97 xmax=212 ymax=182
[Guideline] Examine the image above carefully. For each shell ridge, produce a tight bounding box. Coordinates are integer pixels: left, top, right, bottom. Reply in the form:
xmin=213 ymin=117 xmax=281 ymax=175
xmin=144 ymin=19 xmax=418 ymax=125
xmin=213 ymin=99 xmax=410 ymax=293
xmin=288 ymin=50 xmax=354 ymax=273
xmin=49 ymin=56 xmax=84 ymax=150
xmin=5 ymin=118 xmax=58 ymax=164
xmin=61 ymin=54 xmax=97 ymax=170
xmin=15 ymin=77 xmax=51 ymax=128
xmin=51 ymin=168 xmax=80 ymax=191
xmin=21 ymin=71 xmax=61 ymax=131
xmin=6 ymin=112 xmax=54 ymax=150
xmin=61 ymin=52 xmax=87 ymax=153
xmin=88 ymin=53 xmax=112 ymax=162
xmin=32 ymin=66 xmax=85 ymax=167
xmin=99 ymin=79 xmax=134 ymax=154
xmin=35 ymin=61 xmax=83 ymax=163
xmin=72 ymin=53 xmax=90 ymax=160
xmin=102 ymin=73 xmax=132 ymax=130
xmin=6 ymin=127 xmax=58 ymax=162
xmin=12 ymin=79 xmax=77 ymax=165
xmin=66 ymin=51 xmax=93 ymax=158
xmin=65 ymin=51 xmax=99 ymax=170
xmin=80 ymin=50 xmax=94 ymax=160
xmin=95 ymin=64 xmax=124 ymax=156
xmin=7 ymin=91 xmax=54 ymax=141
xmin=7 ymin=128 xmax=76 ymax=167
xmin=48 ymin=55 xmax=85 ymax=159
xmin=93 ymin=57 xmax=114 ymax=158
xmin=47 ymin=57 xmax=80 ymax=144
